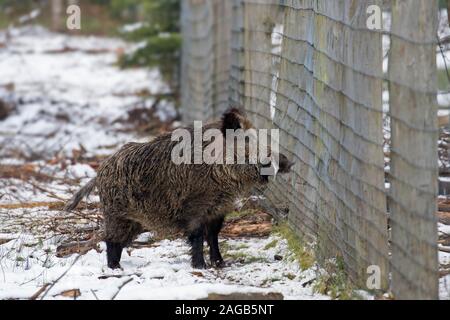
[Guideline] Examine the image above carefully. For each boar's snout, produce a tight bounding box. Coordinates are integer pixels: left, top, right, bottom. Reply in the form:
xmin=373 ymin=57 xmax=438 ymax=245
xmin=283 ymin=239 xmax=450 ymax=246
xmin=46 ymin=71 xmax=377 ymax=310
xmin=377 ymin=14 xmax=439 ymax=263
xmin=278 ymin=153 xmax=294 ymax=174
xmin=260 ymin=152 xmax=294 ymax=182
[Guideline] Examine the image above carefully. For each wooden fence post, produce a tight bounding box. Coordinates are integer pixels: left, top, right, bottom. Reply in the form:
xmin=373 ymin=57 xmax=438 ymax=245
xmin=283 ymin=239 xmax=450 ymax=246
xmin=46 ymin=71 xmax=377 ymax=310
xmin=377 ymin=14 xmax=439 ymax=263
xmin=389 ymin=0 xmax=439 ymax=299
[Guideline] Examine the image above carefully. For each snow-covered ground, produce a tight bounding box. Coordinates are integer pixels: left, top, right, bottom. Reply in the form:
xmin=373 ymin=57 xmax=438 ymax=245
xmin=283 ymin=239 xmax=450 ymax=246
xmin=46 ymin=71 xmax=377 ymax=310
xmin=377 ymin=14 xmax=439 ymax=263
xmin=439 ymin=222 xmax=450 ymax=300
xmin=0 ymin=229 xmax=327 ymax=300
xmin=0 ymin=26 xmax=329 ymax=300
xmin=0 ymin=25 xmax=174 ymax=159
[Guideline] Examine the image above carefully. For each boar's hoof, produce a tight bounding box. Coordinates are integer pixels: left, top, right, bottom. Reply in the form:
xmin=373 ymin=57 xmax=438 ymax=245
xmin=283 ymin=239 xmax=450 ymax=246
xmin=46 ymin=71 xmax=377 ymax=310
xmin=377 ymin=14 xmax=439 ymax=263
xmin=192 ymin=260 xmax=207 ymax=269
xmin=212 ymin=259 xmax=226 ymax=269
xmin=107 ymin=261 xmax=122 ymax=270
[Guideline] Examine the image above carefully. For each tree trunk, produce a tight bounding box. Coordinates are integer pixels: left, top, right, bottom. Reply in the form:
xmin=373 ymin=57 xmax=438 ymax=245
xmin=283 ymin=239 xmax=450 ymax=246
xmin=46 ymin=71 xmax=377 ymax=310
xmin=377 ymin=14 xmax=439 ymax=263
xmin=51 ymin=0 xmax=64 ymax=32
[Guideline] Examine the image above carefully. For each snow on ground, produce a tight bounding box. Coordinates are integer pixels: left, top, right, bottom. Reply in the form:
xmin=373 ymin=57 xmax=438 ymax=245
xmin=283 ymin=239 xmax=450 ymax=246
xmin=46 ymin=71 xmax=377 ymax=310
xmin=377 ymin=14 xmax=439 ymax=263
xmin=0 ymin=156 xmax=100 ymax=204
xmin=439 ymin=227 xmax=450 ymax=301
xmin=440 ymin=276 xmax=450 ymax=300
xmin=0 ymin=26 xmax=329 ymax=300
xmin=0 ymin=25 xmax=173 ymax=159
xmin=438 ymin=9 xmax=450 ymax=70
xmin=0 ymin=228 xmax=328 ymax=300
xmin=440 ymin=223 xmax=450 ymax=237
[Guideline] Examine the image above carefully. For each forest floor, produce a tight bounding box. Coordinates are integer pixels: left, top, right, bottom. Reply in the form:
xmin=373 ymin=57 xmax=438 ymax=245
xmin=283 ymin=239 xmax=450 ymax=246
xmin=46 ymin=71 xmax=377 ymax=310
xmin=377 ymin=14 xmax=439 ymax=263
xmin=0 ymin=26 xmax=331 ymax=300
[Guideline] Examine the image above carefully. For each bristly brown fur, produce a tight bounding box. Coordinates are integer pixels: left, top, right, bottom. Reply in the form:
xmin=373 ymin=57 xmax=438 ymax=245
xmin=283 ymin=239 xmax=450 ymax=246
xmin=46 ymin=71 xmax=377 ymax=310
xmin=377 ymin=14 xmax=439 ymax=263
xmin=65 ymin=108 xmax=293 ymax=269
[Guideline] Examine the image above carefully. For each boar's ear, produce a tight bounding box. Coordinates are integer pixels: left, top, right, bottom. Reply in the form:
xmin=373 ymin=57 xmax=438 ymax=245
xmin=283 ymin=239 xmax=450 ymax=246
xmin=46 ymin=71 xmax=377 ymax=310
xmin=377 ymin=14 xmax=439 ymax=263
xmin=221 ymin=108 xmax=244 ymax=135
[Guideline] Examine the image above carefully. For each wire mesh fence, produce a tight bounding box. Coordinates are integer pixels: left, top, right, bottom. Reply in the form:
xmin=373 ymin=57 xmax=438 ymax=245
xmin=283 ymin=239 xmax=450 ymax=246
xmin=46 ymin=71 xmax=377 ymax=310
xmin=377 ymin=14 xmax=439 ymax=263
xmin=181 ymin=0 xmax=233 ymax=122
xmin=181 ymin=0 xmax=440 ymax=299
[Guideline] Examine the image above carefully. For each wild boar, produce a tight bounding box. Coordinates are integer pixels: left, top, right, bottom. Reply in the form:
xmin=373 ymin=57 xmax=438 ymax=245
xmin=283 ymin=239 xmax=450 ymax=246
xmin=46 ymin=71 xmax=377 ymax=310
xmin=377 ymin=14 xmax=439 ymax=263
xmin=65 ymin=108 xmax=293 ymax=269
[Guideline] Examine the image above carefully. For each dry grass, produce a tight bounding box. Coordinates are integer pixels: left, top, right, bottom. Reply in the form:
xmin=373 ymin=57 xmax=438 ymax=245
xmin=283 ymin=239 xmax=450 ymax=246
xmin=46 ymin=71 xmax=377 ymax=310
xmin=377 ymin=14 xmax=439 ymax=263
xmin=0 ymin=164 xmax=54 ymax=182
xmin=0 ymin=201 xmax=99 ymax=211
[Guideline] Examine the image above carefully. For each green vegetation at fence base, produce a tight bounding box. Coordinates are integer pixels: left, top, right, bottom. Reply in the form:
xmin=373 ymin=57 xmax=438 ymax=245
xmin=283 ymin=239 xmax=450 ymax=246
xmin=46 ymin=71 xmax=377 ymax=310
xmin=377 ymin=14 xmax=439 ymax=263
xmin=218 ymin=239 xmax=269 ymax=265
xmin=313 ymin=257 xmax=359 ymax=300
xmin=273 ymin=223 xmax=362 ymax=299
xmin=263 ymin=238 xmax=279 ymax=250
xmin=272 ymin=223 xmax=315 ymax=271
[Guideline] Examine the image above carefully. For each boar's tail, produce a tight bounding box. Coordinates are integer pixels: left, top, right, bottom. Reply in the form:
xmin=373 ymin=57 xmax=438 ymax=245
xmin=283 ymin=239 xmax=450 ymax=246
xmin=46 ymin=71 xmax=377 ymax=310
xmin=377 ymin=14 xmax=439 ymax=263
xmin=64 ymin=178 xmax=97 ymax=212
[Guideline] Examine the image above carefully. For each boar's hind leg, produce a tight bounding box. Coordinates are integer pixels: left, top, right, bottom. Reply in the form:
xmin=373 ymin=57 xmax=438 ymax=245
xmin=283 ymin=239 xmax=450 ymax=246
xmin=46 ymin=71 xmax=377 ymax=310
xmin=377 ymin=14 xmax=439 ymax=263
xmin=104 ymin=215 xmax=142 ymax=269
xmin=188 ymin=225 xmax=207 ymax=269
xmin=205 ymin=217 xmax=225 ymax=268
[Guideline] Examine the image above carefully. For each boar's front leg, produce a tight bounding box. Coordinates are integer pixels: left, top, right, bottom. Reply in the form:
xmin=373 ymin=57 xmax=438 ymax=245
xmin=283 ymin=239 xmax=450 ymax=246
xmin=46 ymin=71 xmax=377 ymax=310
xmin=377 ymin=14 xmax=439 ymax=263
xmin=104 ymin=214 xmax=142 ymax=269
xmin=205 ymin=216 xmax=225 ymax=268
xmin=106 ymin=241 xmax=123 ymax=269
xmin=188 ymin=225 xmax=207 ymax=269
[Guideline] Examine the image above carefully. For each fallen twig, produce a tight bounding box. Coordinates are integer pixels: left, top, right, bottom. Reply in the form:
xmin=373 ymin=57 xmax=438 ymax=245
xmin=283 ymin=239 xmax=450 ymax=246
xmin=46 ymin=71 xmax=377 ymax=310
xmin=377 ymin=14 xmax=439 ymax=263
xmin=39 ymin=254 xmax=82 ymax=300
xmin=111 ymin=278 xmax=133 ymax=300
xmin=56 ymin=237 xmax=102 ymax=258
xmin=91 ymin=289 xmax=99 ymax=300
xmin=30 ymin=283 xmax=50 ymax=300
xmin=439 ymin=246 xmax=450 ymax=254
xmin=0 ymin=201 xmax=66 ymax=210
